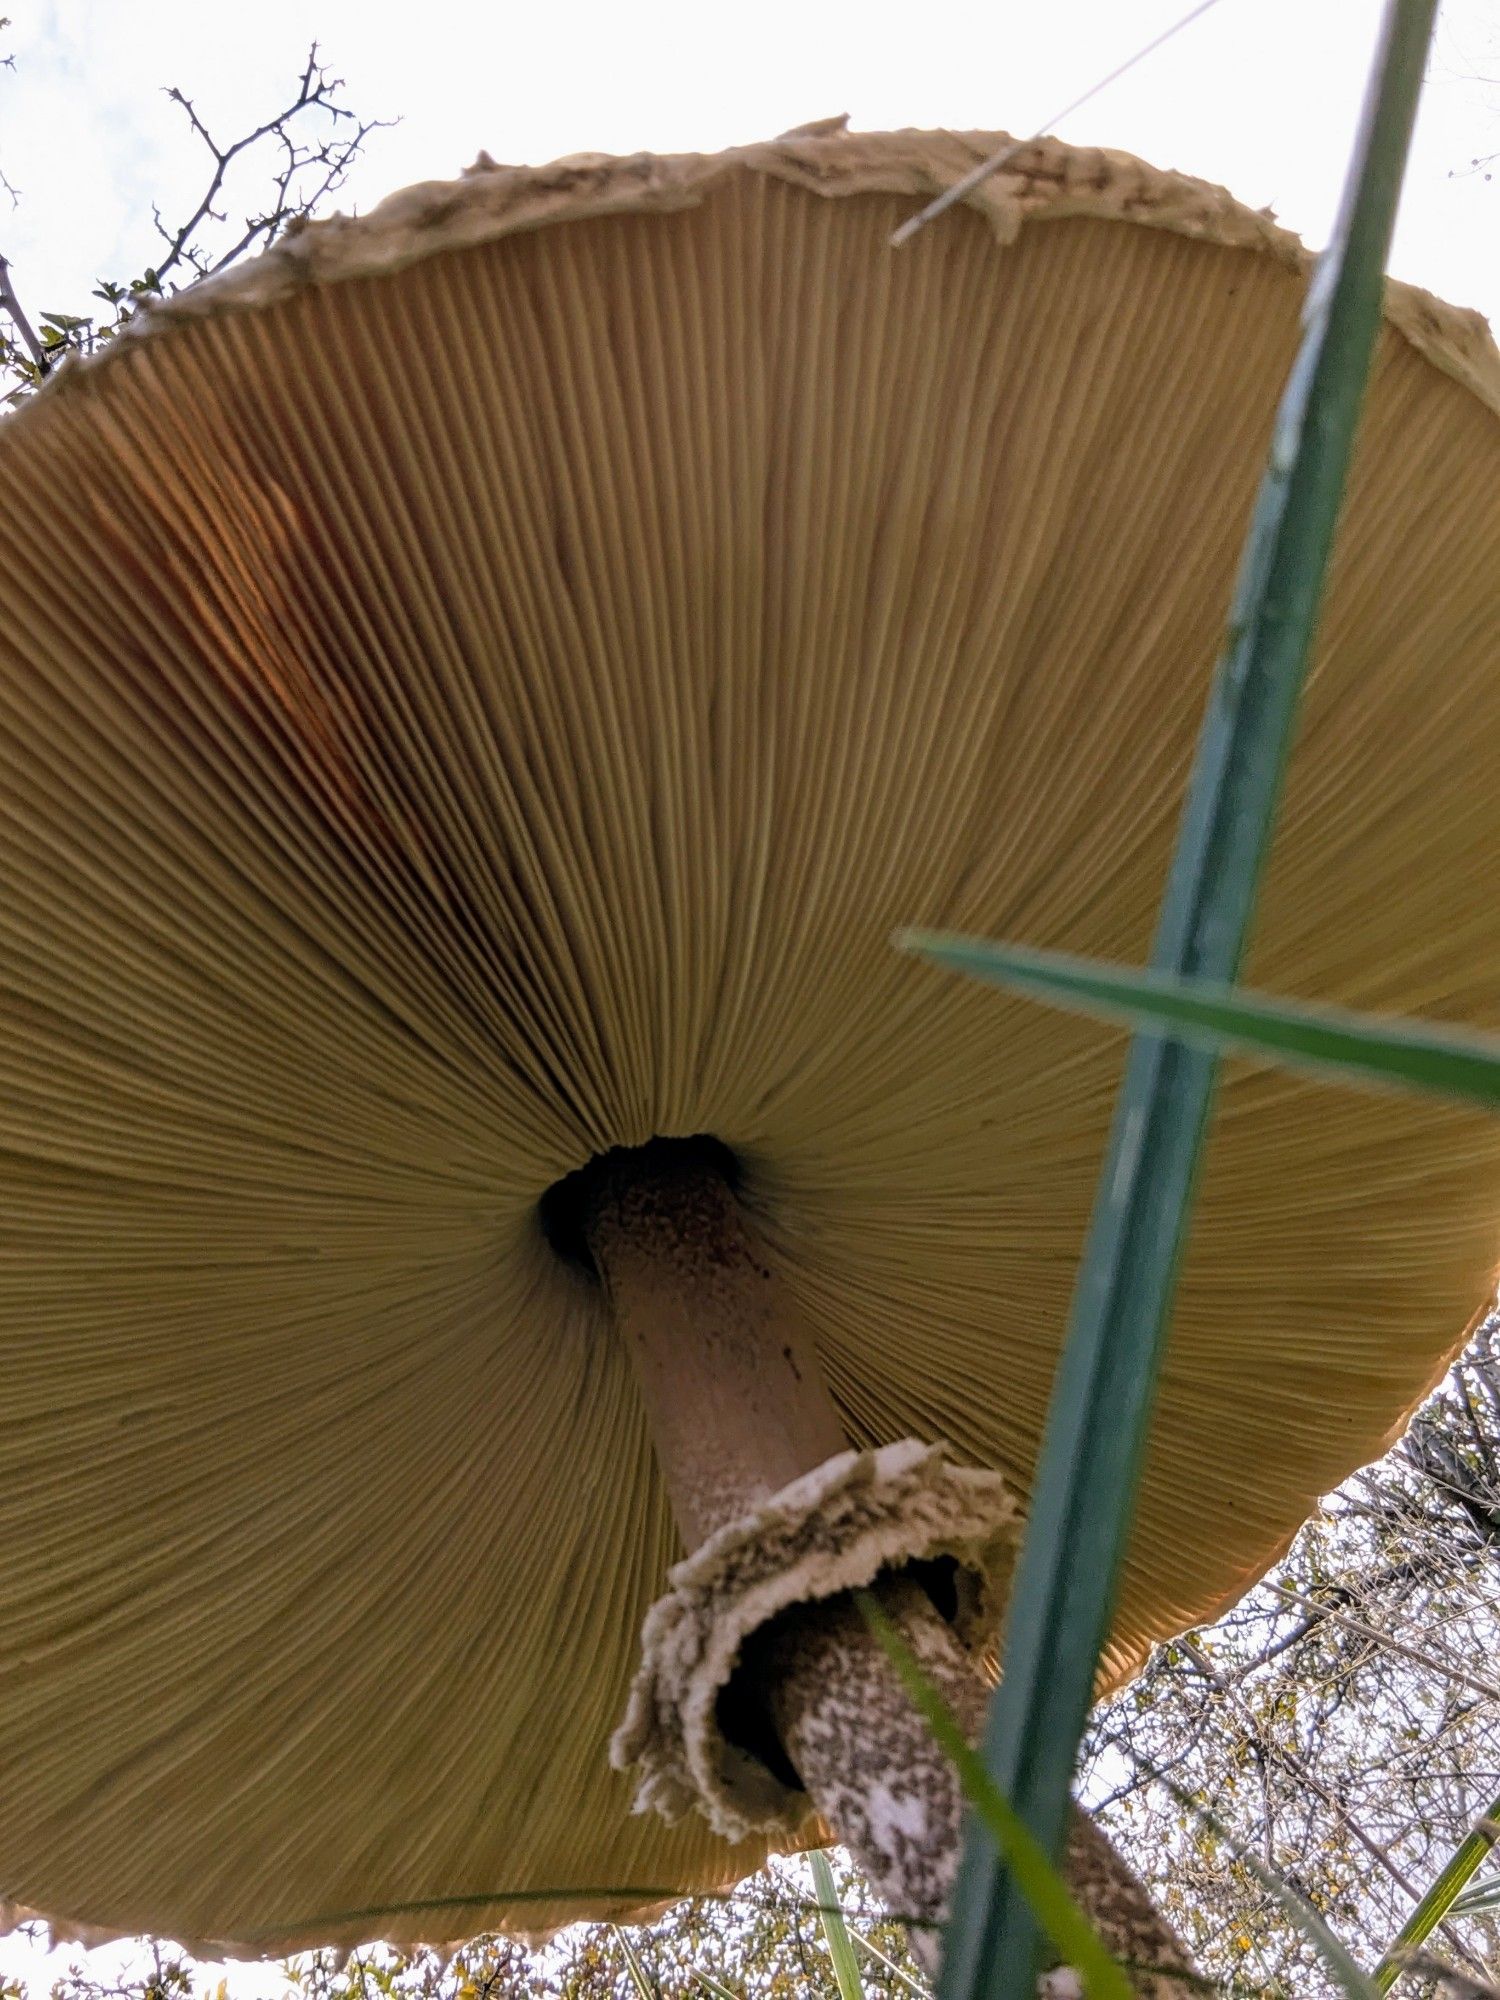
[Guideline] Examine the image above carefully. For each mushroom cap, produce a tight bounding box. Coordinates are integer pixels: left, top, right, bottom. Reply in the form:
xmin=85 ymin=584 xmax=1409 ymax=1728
xmin=3 ymin=124 xmax=1499 ymax=1953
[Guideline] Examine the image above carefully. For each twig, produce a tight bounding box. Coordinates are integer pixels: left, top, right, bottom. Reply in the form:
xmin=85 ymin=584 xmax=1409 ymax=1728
xmin=152 ymin=43 xmax=394 ymax=287
xmin=3 ymin=41 xmax=390 ymax=402
xmin=890 ymin=0 xmax=1227 ymax=246
xmin=1179 ymin=1636 xmax=1491 ymax=1982
xmin=0 ymin=251 xmax=44 ymax=369
xmin=1180 ymin=1636 xmax=1421 ymax=1902
xmin=1458 ymin=1372 xmax=1500 ymax=1490
xmin=1400 ymin=1951 xmax=1500 ymax=1997
xmin=1264 ymin=1583 xmax=1500 ymax=1704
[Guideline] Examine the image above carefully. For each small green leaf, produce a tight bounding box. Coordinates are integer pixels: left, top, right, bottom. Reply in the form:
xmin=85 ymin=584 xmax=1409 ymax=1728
xmin=810 ymin=1849 xmax=868 ymax=2000
xmin=855 ymin=1591 xmax=1134 ymax=1999
xmin=898 ymin=934 xmax=1500 ymax=1112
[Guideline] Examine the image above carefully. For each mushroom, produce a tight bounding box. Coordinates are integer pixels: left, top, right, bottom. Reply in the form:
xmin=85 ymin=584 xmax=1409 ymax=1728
xmin=2 ymin=122 xmax=1499 ymax=1986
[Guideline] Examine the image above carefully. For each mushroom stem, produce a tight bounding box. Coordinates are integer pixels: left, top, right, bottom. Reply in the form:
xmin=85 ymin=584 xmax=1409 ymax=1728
xmin=582 ymin=1143 xmax=1198 ymax=1995
xmin=747 ymin=1579 xmax=1201 ymax=1995
xmin=746 ymin=1571 xmax=984 ymax=1975
xmin=581 ymin=1140 xmax=848 ymax=1551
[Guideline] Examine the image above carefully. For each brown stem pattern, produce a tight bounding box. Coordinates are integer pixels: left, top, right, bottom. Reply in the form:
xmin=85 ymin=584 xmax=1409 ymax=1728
xmin=580 ymin=1144 xmax=1201 ymax=1992
xmin=754 ymin=1576 xmax=1202 ymax=1993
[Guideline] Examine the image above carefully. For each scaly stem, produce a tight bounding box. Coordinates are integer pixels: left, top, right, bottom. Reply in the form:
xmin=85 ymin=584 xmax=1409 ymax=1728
xmin=570 ymin=1140 xmax=1197 ymax=1993
xmin=582 ymin=1141 xmax=848 ymax=1549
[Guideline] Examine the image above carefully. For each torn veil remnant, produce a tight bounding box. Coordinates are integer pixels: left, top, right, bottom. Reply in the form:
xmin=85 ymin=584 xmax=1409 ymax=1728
xmin=3 ymin=121 xmax=1500 ymax=1981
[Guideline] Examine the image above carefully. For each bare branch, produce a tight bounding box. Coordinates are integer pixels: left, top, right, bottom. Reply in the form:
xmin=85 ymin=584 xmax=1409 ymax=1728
xmin=150 ymin=43 xmax=395 ymax=288
xmin=2 ymin=40 xmax=391 ymax=405
xmin=1401 ymin=1951 xmax=1500 ymax=1998
xmin=1179 ymin=1631 xmax=1428 ymax=1908
xmin=0 ymin=252 xmax=45 ymax=369
xmin=1264 ymin=1582 xmax=1500 ymax=1704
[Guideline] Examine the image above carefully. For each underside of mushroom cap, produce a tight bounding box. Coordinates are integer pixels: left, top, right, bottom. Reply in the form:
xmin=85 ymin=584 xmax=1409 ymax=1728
xmin=2 ymin=122 xmax=1500 ymax=1952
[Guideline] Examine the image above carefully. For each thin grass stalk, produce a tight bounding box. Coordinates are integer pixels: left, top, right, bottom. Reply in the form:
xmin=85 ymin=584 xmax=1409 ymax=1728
xmin=1450 ymin=1879 xmax=1500 ymax=1919
xmin=1374 ymin=1793 xmax=1500 ymax=1992
xmin=851 ymin=1925 xmax=931 ymax=1997
xmin=811 ymin=1849 xmax=869 ymax=2000
xmin=692 ymin=1972 xmax=742 ymax=2000
xmin=1144 ymin=1761 xmax=1380 ymax=1998
xmin=936 ymin=4 xmax=1441 ymax=1994
xmin=612 ymin=1923 xmax=661 ymax=1999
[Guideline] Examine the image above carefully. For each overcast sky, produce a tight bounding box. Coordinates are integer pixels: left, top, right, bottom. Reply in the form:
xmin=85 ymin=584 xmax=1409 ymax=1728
xmin=2 ymin=1 xmax=1500 ymax=328
xmin=1 ymin=0 xmax=1499 ymax=1991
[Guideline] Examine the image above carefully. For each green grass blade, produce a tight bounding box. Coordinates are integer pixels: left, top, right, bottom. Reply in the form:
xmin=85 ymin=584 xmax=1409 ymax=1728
xmin=811 ymin=1849 xmax=869 ymax=2000
xmin=857 ymin=1592 xmax=1134 ymax=1999
xmin=936 ymin=8 xmax=1441 ymax=1996
xmin=1373 ymin=1794 xmax=1500 ymax=1991
xmin=899 ymin=937 xmax=1500 ymax=1111
xmin=1449 ymin=1876 xmax=1500 ymax=1919
xmin=613 ymin=1924 xmax=660 ymax=1999
xmin=237 ymin=1886 xmax=695 ymax=1944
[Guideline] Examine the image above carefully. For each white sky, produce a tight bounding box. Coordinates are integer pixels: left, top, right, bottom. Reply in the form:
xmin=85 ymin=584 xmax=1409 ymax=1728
xmin=1 ymin=0 xmax=1499 ymax=1990
xmin=1 ymin=1 xmax=1500 ymax=326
